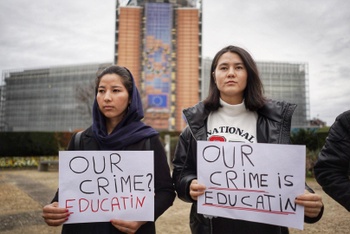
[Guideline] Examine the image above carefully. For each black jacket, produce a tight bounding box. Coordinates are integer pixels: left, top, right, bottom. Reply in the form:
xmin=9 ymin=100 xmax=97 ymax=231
xmin=314 ymin=110 xmax=350 ymax=211
xmin=53 ymin=126 xmax=175 ymax=234
xmin=172 ymin=100 xmax=322 ymax=234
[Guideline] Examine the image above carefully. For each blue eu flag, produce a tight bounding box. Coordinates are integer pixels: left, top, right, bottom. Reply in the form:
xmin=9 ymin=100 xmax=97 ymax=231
xmin=148 ymin=94 xmax=167 ymax=108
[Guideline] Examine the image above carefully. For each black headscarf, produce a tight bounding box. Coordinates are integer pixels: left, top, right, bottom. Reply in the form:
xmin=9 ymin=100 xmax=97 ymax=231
xmin=91 ymin=67 xmax=158 ymax=150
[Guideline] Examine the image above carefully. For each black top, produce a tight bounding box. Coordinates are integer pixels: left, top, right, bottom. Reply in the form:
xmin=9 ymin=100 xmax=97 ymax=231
xmin=52 ymin=127 xmax=175 ymax=234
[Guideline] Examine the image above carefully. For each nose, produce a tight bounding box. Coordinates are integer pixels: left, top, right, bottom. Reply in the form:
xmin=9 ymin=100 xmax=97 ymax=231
xmin=104 ymin=91 xmax=112 ymax=101
xmin=227 ymin=67 xmax=236 ymax=77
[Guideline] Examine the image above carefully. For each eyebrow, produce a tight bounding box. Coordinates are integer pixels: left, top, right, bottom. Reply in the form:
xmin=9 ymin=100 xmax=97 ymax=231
xmin=218 ymin=62 xmax=244 ymax=66
xmin=98 ymin=85 xmax=123 ymax=88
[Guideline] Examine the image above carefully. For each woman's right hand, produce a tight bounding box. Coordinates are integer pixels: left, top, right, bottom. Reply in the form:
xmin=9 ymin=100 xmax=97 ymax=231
xmin=42 ymin=202 xmax=70 ymax=226
xmin=189 ymin=179 xmax=206 ymax=200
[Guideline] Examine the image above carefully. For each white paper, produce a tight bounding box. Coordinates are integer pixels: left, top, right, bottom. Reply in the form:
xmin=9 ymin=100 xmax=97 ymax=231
xmin=59 ymin=150 xmax=154 ymax=224
xmin=197 ymin=141 xmax=305 ymax=230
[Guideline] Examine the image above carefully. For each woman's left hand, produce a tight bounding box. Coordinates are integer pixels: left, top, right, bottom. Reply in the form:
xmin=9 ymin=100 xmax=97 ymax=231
xmin=110 ymin=219 xmax=146 ymax=234
xmin=295 ymin=190 xmax=323 ymax=218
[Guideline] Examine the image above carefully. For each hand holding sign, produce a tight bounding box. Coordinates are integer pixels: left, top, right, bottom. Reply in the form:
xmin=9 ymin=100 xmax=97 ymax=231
xmin=42 ymin=202 xmax=70 ymax=226
xmin=189 ymin=179 xmax=206 ymax=200
xmin=110 ymin=219 xmax=147 ymax=234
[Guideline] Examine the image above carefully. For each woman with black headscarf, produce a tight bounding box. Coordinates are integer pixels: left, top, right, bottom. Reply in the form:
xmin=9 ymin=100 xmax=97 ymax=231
xmin=43 ymin=65 xmax=175 ymax=234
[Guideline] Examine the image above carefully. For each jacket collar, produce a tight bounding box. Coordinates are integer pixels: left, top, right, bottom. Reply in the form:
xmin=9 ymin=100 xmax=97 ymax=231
xmin=182 ymin=99 xmax=296 ymax=143
xmin=182 ymin=102 xmax=210 ymax=141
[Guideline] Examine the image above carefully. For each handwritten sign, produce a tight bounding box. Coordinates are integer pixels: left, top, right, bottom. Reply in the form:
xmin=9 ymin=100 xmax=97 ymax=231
xmin=197 ymin=141 xmax=305 ymax=230
xmin=59 ymin=151 xmax=154 ymax=224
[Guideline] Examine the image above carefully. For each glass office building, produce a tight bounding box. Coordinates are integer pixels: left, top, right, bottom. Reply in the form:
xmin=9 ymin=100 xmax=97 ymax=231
xmin=258 ymin=62 xmax=309 ymax=128
xmin=201 ymin=57 xmax=212 ymax=101
xmin=0 ymin=60 xmax=310 ymax=132
xmin=0 ymin=82 xmax=5 ymax=131
xmin=0 ymin=63 xmax=111 ymax=132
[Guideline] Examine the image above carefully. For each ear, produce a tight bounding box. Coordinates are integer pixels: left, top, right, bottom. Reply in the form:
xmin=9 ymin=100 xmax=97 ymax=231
xmin=212 ymin=72 xmax=216 ymax=83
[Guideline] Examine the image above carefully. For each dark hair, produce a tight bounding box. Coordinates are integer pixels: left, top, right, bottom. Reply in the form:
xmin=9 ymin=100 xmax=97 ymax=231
xmin=203 ymin=45 xmax=266 ymax=111
xmin=95 ymin=65 xmax=133 ymax=98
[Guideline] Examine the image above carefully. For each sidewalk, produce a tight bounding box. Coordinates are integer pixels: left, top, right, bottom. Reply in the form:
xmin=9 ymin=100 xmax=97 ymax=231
xmin=1 ymin=168 xmax=349 ymax=234
xmin=0 ymin=168 xmax=191 ymax=234
xmin=0 ymin=169 xmax=61 ymax=234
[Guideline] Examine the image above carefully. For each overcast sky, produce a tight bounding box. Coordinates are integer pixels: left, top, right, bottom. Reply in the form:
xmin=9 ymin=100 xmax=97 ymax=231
xmin=0 ymin=0 xmax=349 ymax=126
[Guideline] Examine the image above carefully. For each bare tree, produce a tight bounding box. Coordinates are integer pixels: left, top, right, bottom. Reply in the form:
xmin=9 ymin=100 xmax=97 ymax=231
xmin=75 ymin=81 xmax=95 ymax=124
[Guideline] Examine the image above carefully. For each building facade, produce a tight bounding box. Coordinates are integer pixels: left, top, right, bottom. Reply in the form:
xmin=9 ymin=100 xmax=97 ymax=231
xmin=0 ymin=63 xmax=111 ymax=132
xmin=258 ymin=62 xmax=310 ymax=128
xmin=0 ymin=59 xmax=311 ymax=132
xmin=201 ymin=57 xmax=211 ymax=101
xmin=115 ymin=0 xmax=202 ymax=131
xmin=0 ymin=82 xmax=5 ymax=131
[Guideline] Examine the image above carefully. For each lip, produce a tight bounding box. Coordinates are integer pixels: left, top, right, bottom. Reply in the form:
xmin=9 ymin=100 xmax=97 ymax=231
xmin=225 ymin=80 xmax=237 ymax=85
xmin=103 ymin=106 xmax=114 ymax=110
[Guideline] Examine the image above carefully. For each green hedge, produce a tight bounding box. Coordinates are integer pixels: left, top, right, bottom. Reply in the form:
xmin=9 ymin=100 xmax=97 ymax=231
xmin=0 ymin=132 xmax=74 ymax=156
xmin=0 ymin=131 xmax=179 ymax=157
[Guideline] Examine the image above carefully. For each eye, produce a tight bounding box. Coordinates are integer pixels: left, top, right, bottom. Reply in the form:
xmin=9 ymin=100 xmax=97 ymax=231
xmin=113 ymin=88 xmax=121 ymax=93
xmin=98 ymin=89 xmax=105 ymax=93
xmin=236 ymin=66 xmax=244 ymax=70
xmin=220 ymin=66 xmax=228 ymax=71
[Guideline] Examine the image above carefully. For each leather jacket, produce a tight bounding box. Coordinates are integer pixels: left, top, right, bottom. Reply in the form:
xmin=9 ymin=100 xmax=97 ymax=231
xmin=172 ymin=99 xmax=322 ymax=234
xmin=314 ymin=110 xmax=350 ymax=211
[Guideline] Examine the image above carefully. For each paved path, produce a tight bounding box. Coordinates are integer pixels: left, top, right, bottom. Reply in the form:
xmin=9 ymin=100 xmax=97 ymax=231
xmin=1 ymin=169 xmax=350 ymax=234
xmin=0 ymin=170 xmax=60 ymax=234
xmin=3 ymin=173 xmax=55 ymax=206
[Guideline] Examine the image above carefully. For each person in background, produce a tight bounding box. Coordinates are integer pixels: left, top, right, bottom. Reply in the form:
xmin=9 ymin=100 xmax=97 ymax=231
xmin=314 ymin=110 xmax=350 ymax=211
xmin=172 ymin=45 xmax=324 ymax=234
xmin=42 ymin=65 xmax=175 ymax=234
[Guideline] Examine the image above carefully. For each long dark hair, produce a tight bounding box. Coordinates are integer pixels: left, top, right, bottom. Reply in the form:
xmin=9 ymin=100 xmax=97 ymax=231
xmin=203 ymin=45 xmax=266 ymax=111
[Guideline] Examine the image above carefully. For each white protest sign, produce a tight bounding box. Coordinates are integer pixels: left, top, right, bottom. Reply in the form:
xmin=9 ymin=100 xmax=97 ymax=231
xmin=197 ymin=141 xmax=305 ymax=230
xmin=59 ymin=151 xmax=154 ymax=224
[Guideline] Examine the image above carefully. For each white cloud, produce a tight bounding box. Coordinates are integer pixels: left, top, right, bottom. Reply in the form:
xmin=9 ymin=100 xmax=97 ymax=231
xmin=0 ymin=0 xmax=115 ymax=71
